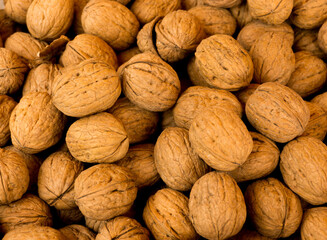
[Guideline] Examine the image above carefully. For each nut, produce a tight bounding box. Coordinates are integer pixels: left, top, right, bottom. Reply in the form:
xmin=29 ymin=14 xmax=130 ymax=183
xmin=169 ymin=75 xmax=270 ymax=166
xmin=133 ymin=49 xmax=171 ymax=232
xmin=117 ymin=46 xmax=141 ymax=66
xmin=318 ymin=20 xmax=327 ymax=53
xmin=311 ymin=92 xmax=327 ymax=113
xmin=235 ymin=83 xmax=260 ymax=111
xmin=0 ymin=9 xmax=17 ymax=41
xmin=0 ymin=95 xmax=16 ymax=146
xmin=161 ymin=108 xmax=177 ymax=130
xmin=59 ymin=224 xmax=96 ymax=240
xmin=293 ymin=28 xmax=325 ymax=58
xmin=230 ymin=2 xmax=253 ymax=28
xmin=301 ymin=207 xmax=327 ymax=240
xmin=229 ymin=228 xmax=276 ymax=240
xmin=182 ymin=0 xmax=241 ymax=9
xmin=4 ymin=0 xmax=33 ymax=24
xmin=3 ymin=226 xmax=67 ymax=240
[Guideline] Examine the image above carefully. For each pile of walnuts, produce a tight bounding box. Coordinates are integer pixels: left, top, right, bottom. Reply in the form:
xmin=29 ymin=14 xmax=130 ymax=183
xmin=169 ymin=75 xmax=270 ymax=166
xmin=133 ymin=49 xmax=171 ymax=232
xmin=1 ymin=0 xmax=327 ymax=239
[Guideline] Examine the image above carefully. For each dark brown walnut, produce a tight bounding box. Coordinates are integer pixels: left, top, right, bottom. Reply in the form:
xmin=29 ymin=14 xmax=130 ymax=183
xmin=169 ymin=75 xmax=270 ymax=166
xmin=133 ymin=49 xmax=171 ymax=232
xmin=173 ymin=86 xmax=242 ymax=129
xmin=0 ymin=194 xmax=52 ymax=234
xmin=109 ymin=98 xmax=159 ymax=144
xmin=73 ymin=0 xmax=90 ymax=34
xmin=291 ymin=0 xmax=327 ymax=29
xmin=280 ymin=136 xmax=327 ymax=205
xmin=229 ymin=228 xmax=277 ymax=240
xmin=52 ymin=59 xmax=121 ymax=117
xmin=228 ymin=132 xmax=280 ymax=183
xmin=74 ymin=164 xmax=137 ymax=221
xmin=154 ymin=127 xmax=209 ymax=191
xmin=4 ymin=0 xmax=33 ymax=24
xmin=230 ymin=2 xmax=253 ymax=28
xmin=116 ymin=144 xmax=160 ymax=188
xmin=2 ymin=226 xmax=67 ymax=240
xmin=188 ymin=6 xmax=236 ymax=36
xmin=96 ymin=216 xmax=149 ymax=240
xmin=9 ymin=92 xmax=66 ymax=154
xmin=161 ymin=108 xmax=177 ymax=129
xmin=118 ymin=52 xmax=181 ymax=112
xmin=188 ymin=34 xmax=253 ymax=91
xmin=0 ymin=95 xmax=16 ymax=146
xmin=245 ymin=178 xmax=303 ymax=238
xmin=60 ymin=33 xmax=118 ymax=70
xmin=143 ymin=188 xmax=198 ymax=240
xmin=117 ymin=46 xmax=141 ymax=66
xmin=250 ymin=32 xmax=295 ymax=85
xmin=318 ymin=20 xmax=327 ymax=53
xmin=26 ymin=0 xmax=74 ymax=41
xmin=0 ymin=10 xmax=17 ymax=42
xmin=0 ymin=148 xmax=29 ymax=205
xmin=311 ymin=92 xmax=327 ymax=113
xmin=189 ymin=107 xmax=253 ymax=171
xmin=82 ymin=0 xmax=139 ymax=51
xmin=182 ymin=0 xmax=241 ymax=9
xmin=57 ymin=208 xmax=84 ymax=226
xmin=131 ymin=0 xmax=181 ymax=25
xmin=66 ymin=112 xmax=129 ymax=164
xmin=0 ymin=48 xmax=28 ymax=95
xmin=235 ymin=83 xmax=260 ymax=111
xmin=301 ymin=207 xmax=327 ymax=239
xmin=189 ymin=172 xmax=246 ymax=239
xmin=245 ymin=82 xmax=310 ymax=143
xmin=59 ymin=224 xmax=96 ymax=240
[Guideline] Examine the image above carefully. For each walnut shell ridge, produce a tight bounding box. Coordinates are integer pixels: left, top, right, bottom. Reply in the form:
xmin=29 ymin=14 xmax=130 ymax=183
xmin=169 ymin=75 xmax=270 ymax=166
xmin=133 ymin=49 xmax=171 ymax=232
xmin=182 ymin=0 xmax=241 ymax=9
xmin=2 ymin=226 xmax=67 ymax=240
xmin=59 ymin=224 xmax=96 ymax=240
xmin=301 ymin=207 xmax=327 ymax=239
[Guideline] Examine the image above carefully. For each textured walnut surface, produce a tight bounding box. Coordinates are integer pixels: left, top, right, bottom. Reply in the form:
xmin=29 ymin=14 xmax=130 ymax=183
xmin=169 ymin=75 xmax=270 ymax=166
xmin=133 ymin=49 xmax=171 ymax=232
xmin=59 ymin=224 xmax=95 ymax=240
xmin=311 ymin=92 xmax=327 ymax=113
xmin=302 ymin=101 xmax=327 ymax=140
xmin=4 ymin=0 xmax=33 ymax=24
xmin=2 ymin=226 xmax=67 ymax=240
xmin=229 ymin=228 xmax=277 ymax=240
xmin=318 ymin=20 xmax=327 ymax=53
xmin=230 ymin=2 xmax=253 ymax=28
xmin=0 ymin=95 xmax=16 ymax=146
xmin=293 ymin=28 xmax=325 ymax=58
xmin=301 ymin=207 xmax=327 ymax=239
xmin=183 ymin=0 xmax=241 ymax=9
xmin=235 ymin=83 xmax=260 ymax=110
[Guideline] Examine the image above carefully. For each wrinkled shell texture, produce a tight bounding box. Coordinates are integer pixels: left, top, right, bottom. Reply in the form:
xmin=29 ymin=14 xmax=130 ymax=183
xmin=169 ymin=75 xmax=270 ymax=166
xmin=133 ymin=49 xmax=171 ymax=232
xmin=2 ymin=226 xmax=67 ymax=240
xmin=96 ymin=217 xmax=149 ymax=240
xmin=230 ymin=2 xmax=253 ymax=28
xmin=4 ymin=0 xmax=33 ymax=24
xmin=52 ymin=59 xmax=121 ymax=117
xmin=74 ymin=164 xmax=137 ymax=221
xmin=183 ymin=0 xmax=241 ymax=9
xmin=85 ymin=217 xmax=106 ymax=233
xmin=301 ymin=207 xmax=327 ymax=239
xmin=66 ymin=112 xmax=129 ymax=163
xmin=319 ymin=20 xmax=327 ymax=53
xmin=189 ymin=107 xmax=253 ymax=171
xmin=302 ymin=102 xmax=327 ymax=140
xmin=59 ymin=224 xmax=96 ymax=240
xmin=81 ymin=0 xmax=139 ymax=51
xmin=311 ymin=92 xmax=327 ymax=112
xmin=143 ymin=188 xmax=198 ymax=240
xmin=189 ymin=172 xmax=246 ymax=240
xmin=119 ymin=52 xmax=181 ymax=112
xmin=245 ymin=82 xmax=310 ymax=143
xmin=9 ymin=92 xmax=66 ymax=154
xmin=188 ymin=34 xmax=253 ymax=91
xmin=293 ymin=28 xmax=325 ymax=58
xmin=0 ymin=194 xmax=52 ymax=234
xmin=0 ymin=95 xmax=16 ymax=146
xmin=136 ymin=16 xmax=160 ymax=55
xmin=280 ymin=137 xmax=327 ymax=205
xmin=26 ymin=0 xmax=74 ymax=41
xmin=38 ymin=151 xmax=84 ymax=210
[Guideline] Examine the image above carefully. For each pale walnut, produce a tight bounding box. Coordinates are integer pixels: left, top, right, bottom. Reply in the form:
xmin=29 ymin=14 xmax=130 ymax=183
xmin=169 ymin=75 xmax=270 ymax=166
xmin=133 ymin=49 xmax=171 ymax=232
xmin=117 ymin=46 xmax=141 ymax=66
xmin=57 ymin=208 xmax=84 ymax=226
xmin=230 ymin=2 xmax=253 ymax=28
xmin=182 ymin=0 xmax=241 ymax=9
xmin=318 ymin=20 xmax=327 ymax=54
xmin=59 ymin=225 xmax=96 ymax=240
xmin=4 ymin=0 xmax=33 ymax=24
xmin=311 ymin=92 xmax=327 ymax=113
xmin=235 ymin=83 xmax=260 ymax=111
xmin=0 ymin=95 xmax=16 ymax=146
xmin=3 ymin=226 xmax=67 ymax=240
xmin=301 ymin=207 xmax=327 ymax=239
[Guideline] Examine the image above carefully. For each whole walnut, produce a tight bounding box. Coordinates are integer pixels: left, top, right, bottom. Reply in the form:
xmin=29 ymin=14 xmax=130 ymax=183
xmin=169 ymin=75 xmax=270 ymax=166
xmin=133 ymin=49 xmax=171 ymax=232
xmin=0 ymin=95 xmax=16 ymax=146
xmin=245 ymin=178 xmax=303 ymax=238
xmin=0 ymin=48 xmax=28 ymax=95
xmin=117 ymin=46 xmax=141 ymax=66
xmin=3 ymin=226 xmax=67 ymax=240
xmin=96 ymin=216 xmax=149 ymax=240
xmin=189 ymin=172 xmax=246 ymax=239
xmin=60 ymin=33 xmax=118 ymax=70
xmin=250 ymin=32 xmax=295 ymax=85
xmin=118 ymin=52 xmax=181 ymax=112
xmin=280 ymin=136 xmax=327 ymax=205
xmin=0 ymin=194 xmax=52 ymax=234
xmin=301 ymin=207 xmax=327 ymax=239
xmin=245 ymin=82 xmax=310 ymax=143
xmin=74 ymin=164 xmax=137 ymax=221
xmin=59 ymin=224 xmax=96 ymax=240
xmin=109 ymin=98 xmax=159 ymax=144
xmin=187 ymin=34 xmax=253 ymax=91
xmin=66 ymin=112 xmax=129 ymax=164
xmin=57 ymin=208 xmax=84 ymax=226
xmin=52 ymin=59 xmax=121 ymax=118
xmin=82 ymin=0 xmax=139 ymax=51
xmin=189 ymin=107 xmax=253 ymax=171
xmin=0 ymin=10 xmax=17 ymax=42
xmin=182 ymin=0 xmax=241 ymax=9
xmin=318 ymin=20 xmax=327 ymax=53
xmin=229 ymin=228 xmax=277 ymax=240
xmin=230 ymin=2 xmax=253 ymax=28
xmin=235 ymin=83 xmax=260 ymax=111
xmin=311 ymin=92 xmax=327 ymax=112
xmin=9 ymin=92 xmax=66 ymax=154
xmin=4 ymin=0 xmax=33 ymax=24
xmin=143 ymin=188 xmax=198 ymax=240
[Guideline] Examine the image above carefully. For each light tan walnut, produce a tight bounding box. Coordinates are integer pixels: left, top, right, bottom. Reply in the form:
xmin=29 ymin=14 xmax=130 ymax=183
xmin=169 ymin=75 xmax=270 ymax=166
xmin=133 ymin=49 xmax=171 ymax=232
xmin=161 ymin=108 xmax=177 ymax=130
xmin=4 ymin=0 xmax=33 ymax=24
xmin=311 ymin=92 xmax=327 ymax=113
xmin=0 ymin=95 xmax=16 ymax=146
xmin=301 ymin=207 xmax=327 ymax=239
xmin=182 ymin=0 xmax=241 ymax=9
xmin=59 ymin=224 xmax=96 ymax=240
xmin=2 ymin=226 xmax=67 ymax=240
xmin=230 ymin=2 xmax=253 ymax=28
xmin=318 ymin=20 xmax=327 ymax=53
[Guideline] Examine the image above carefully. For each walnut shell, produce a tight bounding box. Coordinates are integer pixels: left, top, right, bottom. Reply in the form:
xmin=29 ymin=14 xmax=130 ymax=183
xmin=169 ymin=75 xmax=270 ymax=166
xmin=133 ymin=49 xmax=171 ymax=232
xmin=9 ymin=92 xmax=66 ymax=154
xmin=117 ymin=46 xmax=141 ymax=66
xmin=57 ymin=208 xmax=84 ymax=226
xmin=59 ymin=224 xmax=95 ymax=240
xmin=52 ymin=59 xmax=121 ymax=118
xmin=0 ymin=9 xmax=17 ymax=42
xmin=245 ymin=178 xmax=303 ymax=238
xmin=85 ymin=218 xmax=106 ymax=233
xmin=3 ymin=226 xmax=67 ymax=240
xmin=318 ymin=20 xmax=327 ymax=53
xmin=280 ymin=136 xmax=327 ymax=205
xmin=189 ymin=107 xmax=253 ymax=171
xmin=81 ymin=0 xmax=139 ymax=51
xmin=235 ymin=83 xmax=260 ymax=111
xmin=66 ymin=112 xmax=129 ymax=164
xmin=0 ymin=194 xmax=52 ymax=234
xmin=229 ymin=228 xmax=277 ymax=240
xmin=118 ymin=52 xmax=181 ymax=112
xmin=189 ymin=172 xmax=246 ymax=239
xmin=96 ymin=216 xmax=149 ymax=240
xmin=311 ymin=92 xmax=327 ymax=113
xmin=230 ymin=2 xmax=253 ymax=28
xmin=188 ymin=34 xmax=253 ymax=91
xmin=74 ymin=164 xmax=137 ymax=221
xmin=136 ymin=17 xmax=161 ymax=55
xmin=245 ymin=82 xmax=310 ymax=143
xmin=4 ymin=0 xmax=33 ymax=24
xmin=182 ymin=0 xmax=241 ymax=9
xmin=0 ymin=95 xmax=16 ymax=146
xmin=301 ymin=207 xmax=327 ymax=239
xmin=60 ymin=33 xmax=118 ymax=70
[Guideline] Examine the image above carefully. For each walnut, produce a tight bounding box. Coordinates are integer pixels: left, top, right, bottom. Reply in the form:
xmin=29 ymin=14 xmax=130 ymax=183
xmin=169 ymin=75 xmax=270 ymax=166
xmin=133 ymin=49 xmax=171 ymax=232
xmin=59 ymin=224 xmax=95 ymax=240
xmin=318 ymin=20 xmax=327 ymax=53
xmin=161 ymin=108 xmax=177 ymax=130
xmin=9 ymin=92 xmax=66 ymax=154
xmin=0 ymin=95 xmax=16 ymax=146
xmin=235 ymin=83 xmax=260 ymax=111
xmin=81 ymin=0 xmax=139 ymax=51
xmin=301 ymin=207 xmax=327 ymax=239
xmin=228 ymin=132 xmax=280 ymax=183
xmin=73 ymin=0 xmax=89 ymax=34
xmin=136 ymin=17 xmax=160 ymax=56
xmin=189 ymin=107 xmax=253 ymax=171
xmin=60 ymin=33 xmax=118 ymax=70
xmin=189 ymin=172 xmax=246 ymax=239
xmin=311 ymin=92 xmax=327 ymax=113
xmin=182 ymin=0 xmax=241 ymax=9
xmin=229 ymin=228 xmax=277 ymax=240
xmin=118 ymin=52 xmax=181 ymax=112
xmin=117 ymin=46 xmax=141 ymax=66
xmin=173 ymin=86 xmax=242 ymax=129
xmin=52 ymin=59 xmax=121 ymax=117
xmin=3 ymin=226 xmax=67 ymax=240
xmin=109 ymin=98 xmax=159 ymax=144
xmin=280 ymin=136 xmax=327 ymax=205
xmin=26 ymin=0 xmax=74 ymax=41
xmin=245 ymin=82 xmax=310 ymax=143
xmin=85 ymin=217 xmax=106 ymax=233
xmin=245 ymin=178 xmax=303 ymax=238
xmin=0 ymin=194 xmax=52 ymax=234
xmin=0 ymin=10 xmax=17 ymax=42
xmin=187 ymin=34 xmax=253 ymax=91
xmin=230 ymin=2 xmax=253 ymax=28
xmin=0 ymin=48 xmax=28 ymax=95
xmin=66 ymin=112 xmax=129 ymax=164
xmin=4 ymin=0 xmax=33 ymax=24
xmin=74 ymin=164 xmax=137 ymax=221
xmin=57 ymin=208 xmax=84 ymax=226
